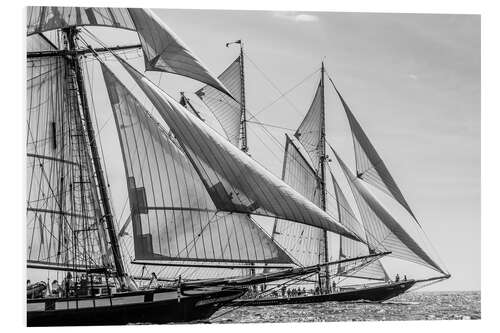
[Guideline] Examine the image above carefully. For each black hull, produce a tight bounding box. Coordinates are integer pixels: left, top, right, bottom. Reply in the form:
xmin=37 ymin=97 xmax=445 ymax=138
xmin=229 ymin=280 xmax=416 ymax=307
xmin=28 ymin=287 xmax=245 ymax=326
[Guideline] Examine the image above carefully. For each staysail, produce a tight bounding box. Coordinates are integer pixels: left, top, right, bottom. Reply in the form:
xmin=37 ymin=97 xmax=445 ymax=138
xmin=331 ymin=172 xmax=388 ymax=281
xmin=115 ymin=56 xmax=363 ymax=241
xmin=101 ymin=62 xmax=291 ymax=264
xmin=195 ymin=56 xmax=243 ymax=147
xmin=26 ymin=7 xmax=231 ymax=96
xmin=26 ymin=52 xmax=110 ymax=270
xmin=271 ymin=135 xmax=323 ymax=266
xmin=331 ymin=82 xmax=417 ymax=222
xmin=333 ymin=149 xmax=445 ymax=274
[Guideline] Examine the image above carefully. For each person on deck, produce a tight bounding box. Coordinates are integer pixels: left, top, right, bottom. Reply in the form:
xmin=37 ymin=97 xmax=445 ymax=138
xmin=331 ymin=280 xmax=337 ymax=292
xmin=404 ymin=275 xmax=407 ymax=281
xmin=395 ymin=274 xmax=400 ymax=282
xmin=63 ymin=273 xmax=74 ymax=297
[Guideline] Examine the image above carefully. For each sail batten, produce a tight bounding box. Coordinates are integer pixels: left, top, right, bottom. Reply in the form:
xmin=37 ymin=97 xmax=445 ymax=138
xmin=101 ymin=61 xmax=293 ymax=265
xmin=114 ymin=56 xmax=363 ymax=243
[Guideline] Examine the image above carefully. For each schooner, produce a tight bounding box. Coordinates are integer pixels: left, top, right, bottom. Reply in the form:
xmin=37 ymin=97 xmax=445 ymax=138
xmin=189 ymin=45 xmax=451 ymax=305
xmin=26 ymin=6 xmax=373 ymax=325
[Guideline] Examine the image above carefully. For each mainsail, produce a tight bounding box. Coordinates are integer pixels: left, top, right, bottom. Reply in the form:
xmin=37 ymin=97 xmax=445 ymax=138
xmin=26 ymin=49 xmax=109 ymax=270
xmin=333 ymin=149 xmax=445 ymax=274
xmin=115 ymin=56 xmax=363 ymax=241
xmin=101 ymin=63 xmax=291 ymax=265
xmin=27 ymin=7 xmax=231 ymax=96
xmin=195 ymin=56 xmax=243 ymax=147
xmin=331 ymin=82 xmax=418 ymax=222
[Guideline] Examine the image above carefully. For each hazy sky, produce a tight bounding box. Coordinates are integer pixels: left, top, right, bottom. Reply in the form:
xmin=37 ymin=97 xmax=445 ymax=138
xmin=53 ymin=9 xmax=480 ymax=291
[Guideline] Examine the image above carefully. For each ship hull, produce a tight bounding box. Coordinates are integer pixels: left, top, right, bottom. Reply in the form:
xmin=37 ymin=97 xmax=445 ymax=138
xmin=27 ymin=286 xmax=245 ymax=326
xmin=229 ymin=280 xmax=415 ymax=307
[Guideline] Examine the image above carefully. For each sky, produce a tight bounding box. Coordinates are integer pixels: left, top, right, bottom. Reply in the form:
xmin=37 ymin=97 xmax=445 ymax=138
xmin=28 ymin=9 xmax=480 ymax=291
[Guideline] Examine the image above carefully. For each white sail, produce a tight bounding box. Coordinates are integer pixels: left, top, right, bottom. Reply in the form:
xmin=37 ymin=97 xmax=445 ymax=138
xmin=295 ymin=81 xmax=324 ymax=168
xmin=332 ymin=83 xmax=418 ymax=222
xmin=26 ymin=54 xmax=110 ymax=269
xmin=331 ymin=172 xmax=388 ymax=281
xmin=333 ymin=149 xmax=445 ymax=274
xmin=128 ymin=8 xmax=231 ymax=96
xmin=27 ymin=7 xmax=136 ymax=35
xmin=101 ymin=62 xmax=292 ymax=264
xmin=272 ymin=135 xmax=323 ymax=266
xmin=196 ymin=56 xmax=242 ymax=146
xmin=115 ymin=56 xmax=363 ymax=242
xmin=27 ymin=6 xmax=231 ymax=96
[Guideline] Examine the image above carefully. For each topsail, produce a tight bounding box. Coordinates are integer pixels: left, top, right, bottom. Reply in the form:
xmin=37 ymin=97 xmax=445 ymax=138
xmin=196 ymin=56 xmax=243 ymax=146
xmin=27 ymin=7 xmax=231 ymax=96
xmin=115 ymin=56 xmax=363 ymax=242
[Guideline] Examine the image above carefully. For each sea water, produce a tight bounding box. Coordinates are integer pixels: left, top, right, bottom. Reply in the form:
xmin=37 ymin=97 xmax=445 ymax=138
xmin=210 ymin=291 xmax=480 ymax=323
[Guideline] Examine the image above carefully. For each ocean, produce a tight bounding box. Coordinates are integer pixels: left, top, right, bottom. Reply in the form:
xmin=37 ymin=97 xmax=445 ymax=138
xmin=210 ymin=291 xmax=480 ymax=323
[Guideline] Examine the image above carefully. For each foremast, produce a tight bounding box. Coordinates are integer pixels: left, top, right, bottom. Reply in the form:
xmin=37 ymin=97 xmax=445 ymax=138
xmin=63 ymin=27 xmax=126 ymax=283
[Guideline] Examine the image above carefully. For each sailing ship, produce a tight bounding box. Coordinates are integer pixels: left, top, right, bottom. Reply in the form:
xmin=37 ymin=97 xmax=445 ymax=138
xmin=188 ymin=46 xmax=451 ymax=305
xmin=26 ymin=7 xmax=375 ymax=325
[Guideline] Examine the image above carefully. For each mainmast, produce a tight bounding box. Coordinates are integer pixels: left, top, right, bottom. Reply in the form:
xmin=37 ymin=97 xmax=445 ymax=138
xmin=319 ymin=61 xmax=330 ymax=292
xmin=63 ymin=27 xmax=126 ymax=281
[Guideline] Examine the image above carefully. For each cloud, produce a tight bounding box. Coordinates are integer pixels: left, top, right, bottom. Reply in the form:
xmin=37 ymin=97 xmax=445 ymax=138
xmin=273 ymin=12 xmax=319 ymax=23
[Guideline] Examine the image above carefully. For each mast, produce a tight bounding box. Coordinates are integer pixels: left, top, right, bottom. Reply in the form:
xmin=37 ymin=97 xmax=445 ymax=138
xmin=319 ymin=61 xmax=330 ymax=292
xmin=63 ymin=27 xmax=126 ymax=281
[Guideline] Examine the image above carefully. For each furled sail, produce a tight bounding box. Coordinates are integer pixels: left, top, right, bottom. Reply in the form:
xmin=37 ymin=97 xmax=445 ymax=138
xmin=26 ymin=54 xmax=110 ymax=270
xmin=116 ymin=56 xmax=363 ymax=241
xmin=272 ymin=135 xmax=323 ymax=266
xmin=331 ymin=83 xmax=417 ymax=222
xmin=333 ymin=150 xmax=445 ymax=274
xmin=26 ymin=7 xmax=231 ymax=96
xmin=195 ymin=56 xmax=242 ymax=146
xmin=101 ymin=62 xmax=291 ymax=264
xmin=294 ymin=81 xmax=324 ymax=168
xmin=332 ymin=173 xmax=388 ymax=281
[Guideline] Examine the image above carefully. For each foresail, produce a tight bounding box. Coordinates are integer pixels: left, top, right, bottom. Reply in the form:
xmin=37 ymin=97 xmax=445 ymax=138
xmin=117 ymin=57 xmax=363 ymax=241
xmin=332 ymin=84 xmax=418 ymax=222
xmin=295 ymin=81 xmax=324 ymax=168
xmin=195 ymin=56 xmax=242 ymax=146
xmin=27 ymin=7 xmax=136 ymax=35
xmin=333 ymin=150 xmax=445 ymax=274
xmin=101 ymin=62 xmax=291 ymax=264
xmin=332 ymin=173 xmax=388 ymax=281
xmin=27 ymin=55 xmax=109 ymax=269
xmin=272 ymin=135 xmax=323 ymax=266
xmin=128 ymin=8 xmax=231 ymax=97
